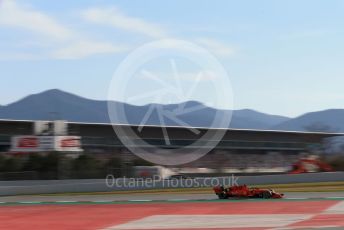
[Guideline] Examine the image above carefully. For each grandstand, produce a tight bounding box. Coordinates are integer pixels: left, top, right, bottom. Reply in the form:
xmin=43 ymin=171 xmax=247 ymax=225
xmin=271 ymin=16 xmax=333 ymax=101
xmin=0 ymin=119 xmax=341 ymax=167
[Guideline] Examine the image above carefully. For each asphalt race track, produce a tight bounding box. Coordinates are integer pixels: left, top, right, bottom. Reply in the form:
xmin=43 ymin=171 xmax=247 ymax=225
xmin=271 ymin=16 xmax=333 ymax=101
xmin=0 ymin=190 xmax=344 ymax=204
xmin=1 ymin=191 xmax=344 ymax=203
xmin=1 ymin=192 xmax=344 ymax=230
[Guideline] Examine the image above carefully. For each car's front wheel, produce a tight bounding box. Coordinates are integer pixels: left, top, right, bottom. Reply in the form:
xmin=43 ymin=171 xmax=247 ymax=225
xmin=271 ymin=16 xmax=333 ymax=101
xmin=218 ymin=193 xmax=228 ymax=199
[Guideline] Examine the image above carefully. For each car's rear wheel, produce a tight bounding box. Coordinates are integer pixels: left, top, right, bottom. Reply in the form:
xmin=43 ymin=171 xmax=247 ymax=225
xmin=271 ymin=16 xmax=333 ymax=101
xmin=262 ymin=191 xmax=272 ymax=199
xmin=218 ymin=193 xmax=228 ymax=199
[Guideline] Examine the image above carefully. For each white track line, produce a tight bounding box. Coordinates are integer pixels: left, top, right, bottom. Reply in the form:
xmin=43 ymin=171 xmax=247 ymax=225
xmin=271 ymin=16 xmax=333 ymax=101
xmin=105 ymin=214 xmax=314 ymax=229
xmin=128 ymin=200 xmax=152 ymax=202
xmin=55 ymin=201 xmax=78 ymax=203
xmin=91 ymin=200 xmax=113 ymax=203
xmin=18 ymin=201 xmax=42 ymax=204
xmin=324 ymin=200 xmax=344 ymax=214
xmin=167 ymin=199 xmax=189 ymax=201
xmin=270 ymin=226 xmax=339 ymax=230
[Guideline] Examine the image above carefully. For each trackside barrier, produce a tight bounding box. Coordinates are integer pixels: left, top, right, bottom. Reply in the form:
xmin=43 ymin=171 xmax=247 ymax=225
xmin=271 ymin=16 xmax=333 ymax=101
xmin=0 ymin=172 xmax=343 ymax=196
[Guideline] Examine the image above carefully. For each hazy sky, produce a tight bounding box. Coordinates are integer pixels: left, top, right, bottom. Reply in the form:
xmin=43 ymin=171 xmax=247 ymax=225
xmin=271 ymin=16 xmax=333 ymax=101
xmin=1 ymin=0 xmax=344 ymax=117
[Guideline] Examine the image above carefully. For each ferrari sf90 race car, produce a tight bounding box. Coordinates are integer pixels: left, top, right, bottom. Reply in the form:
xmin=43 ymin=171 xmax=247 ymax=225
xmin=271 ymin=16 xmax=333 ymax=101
xmin=213 ymin=185 xmax=284 ymax=199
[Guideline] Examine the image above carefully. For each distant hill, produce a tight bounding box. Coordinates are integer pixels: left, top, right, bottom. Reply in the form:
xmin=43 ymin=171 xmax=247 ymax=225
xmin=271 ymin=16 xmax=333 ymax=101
xmin=0 ymin=89 xmax=291 ymax=130
xmin=273 ymin=109 xmax=344 ymax=132
xmin=0 ymin=89 xmax=110 ymax=123
xmin=230 ymin=109 xmax=288 ymax=129
xmin=3 ymin=89 xmax=344 ymax=132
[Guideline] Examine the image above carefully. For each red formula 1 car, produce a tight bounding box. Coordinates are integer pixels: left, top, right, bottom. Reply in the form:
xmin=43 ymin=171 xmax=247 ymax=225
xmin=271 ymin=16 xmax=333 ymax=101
xmin=213 ymin=185 xmax=284 ymax=199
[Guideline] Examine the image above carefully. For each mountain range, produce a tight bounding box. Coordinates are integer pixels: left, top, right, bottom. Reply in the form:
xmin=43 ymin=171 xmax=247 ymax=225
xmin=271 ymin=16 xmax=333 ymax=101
xmin=0 ymin=89 xmax=343 ymax=132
